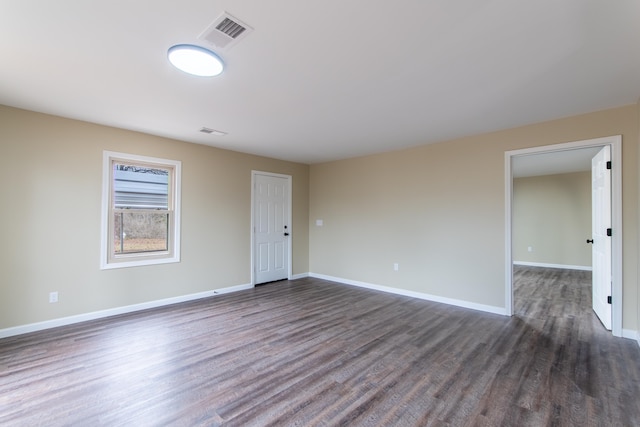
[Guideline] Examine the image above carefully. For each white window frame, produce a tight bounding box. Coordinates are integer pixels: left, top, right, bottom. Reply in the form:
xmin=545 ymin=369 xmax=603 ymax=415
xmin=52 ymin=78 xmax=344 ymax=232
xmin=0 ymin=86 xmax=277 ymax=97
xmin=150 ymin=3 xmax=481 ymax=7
xmin=100 ymin=151 xmax=181 ymax=269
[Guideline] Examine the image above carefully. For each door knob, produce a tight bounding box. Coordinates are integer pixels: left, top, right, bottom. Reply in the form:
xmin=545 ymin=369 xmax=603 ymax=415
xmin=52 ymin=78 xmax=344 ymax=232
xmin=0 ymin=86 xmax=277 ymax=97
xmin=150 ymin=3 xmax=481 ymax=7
xmin=586 ymin=239 xmax=594 ymax=244
xmin=284 ymin=232 xmax=289 ymax=236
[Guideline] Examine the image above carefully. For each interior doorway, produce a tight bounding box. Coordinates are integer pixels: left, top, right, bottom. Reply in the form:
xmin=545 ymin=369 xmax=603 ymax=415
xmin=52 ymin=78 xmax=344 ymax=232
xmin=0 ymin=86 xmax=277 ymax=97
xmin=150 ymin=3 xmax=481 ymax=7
xmin=505 ymin=136 xmax=622 ymax=337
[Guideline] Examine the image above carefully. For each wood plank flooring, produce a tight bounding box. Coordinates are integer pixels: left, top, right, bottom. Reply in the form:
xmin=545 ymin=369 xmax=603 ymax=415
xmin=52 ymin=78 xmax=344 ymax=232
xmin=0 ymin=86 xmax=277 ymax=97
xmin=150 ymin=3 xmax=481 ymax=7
xmin=1 ymin=267 xmax=639 ymax=426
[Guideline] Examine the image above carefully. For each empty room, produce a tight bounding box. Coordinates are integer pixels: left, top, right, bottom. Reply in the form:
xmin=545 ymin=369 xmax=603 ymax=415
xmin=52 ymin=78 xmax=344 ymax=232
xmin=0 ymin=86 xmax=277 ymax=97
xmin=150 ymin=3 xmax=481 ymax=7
xmin=1 ymin=1 xmax=639 ymax=425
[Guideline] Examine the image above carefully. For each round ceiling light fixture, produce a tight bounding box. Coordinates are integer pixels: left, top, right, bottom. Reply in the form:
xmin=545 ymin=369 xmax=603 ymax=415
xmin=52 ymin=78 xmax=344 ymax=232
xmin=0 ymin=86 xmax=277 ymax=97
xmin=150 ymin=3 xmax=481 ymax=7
xmin=167 ymin=44 xmax=224 ymax=77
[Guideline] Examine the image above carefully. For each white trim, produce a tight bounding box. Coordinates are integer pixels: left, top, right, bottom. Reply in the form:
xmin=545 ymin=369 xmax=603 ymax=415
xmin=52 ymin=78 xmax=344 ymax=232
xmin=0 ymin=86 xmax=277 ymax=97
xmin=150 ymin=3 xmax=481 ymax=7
xmin=250 ymin=171 xmax=293 ymax=285
xmin=0 ymin=282 xmax=253 ymax=339
xmin=513 ymin=261 xmax=592 ymax=271
xmin=290 ymin=273 xmax=309 ymax=280
xmin=309 ymin=273 xmax=507 ymax=316
xmin=621 ymin=329 xmax=640 ymax=344
xmin=505 ymin=153 xmax=513 ymax=316
xmin=505 ymin=136 xmax=623 ymax=337
xmin=100 ymin=151 xmax=182 ymax=270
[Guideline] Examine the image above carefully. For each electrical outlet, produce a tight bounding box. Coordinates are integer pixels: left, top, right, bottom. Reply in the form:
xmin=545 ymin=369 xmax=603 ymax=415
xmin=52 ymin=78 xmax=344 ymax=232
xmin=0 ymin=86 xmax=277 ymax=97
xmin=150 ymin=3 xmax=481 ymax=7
xmin=528 ymin=246 xmax=533 ymax=252
xmin=393 ymin=263 xmax=399 ymax=271
xmin=49 ymin=292 xmax=58 ymax=303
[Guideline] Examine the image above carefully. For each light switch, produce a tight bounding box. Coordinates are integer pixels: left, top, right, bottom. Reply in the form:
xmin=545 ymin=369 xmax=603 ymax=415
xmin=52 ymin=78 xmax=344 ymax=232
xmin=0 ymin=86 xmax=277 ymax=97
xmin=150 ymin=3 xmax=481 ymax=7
xmin=316 ymin=219 xmax=323 ymax=227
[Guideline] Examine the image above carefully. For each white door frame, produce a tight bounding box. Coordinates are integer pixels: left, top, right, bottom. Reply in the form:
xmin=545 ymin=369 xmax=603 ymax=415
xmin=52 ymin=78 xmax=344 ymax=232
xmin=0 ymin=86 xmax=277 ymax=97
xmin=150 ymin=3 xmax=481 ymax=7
xmin=251 ymin=170 xmax=293 ymax=286
xmin=504 ymin=135 xmax=623 ymax=337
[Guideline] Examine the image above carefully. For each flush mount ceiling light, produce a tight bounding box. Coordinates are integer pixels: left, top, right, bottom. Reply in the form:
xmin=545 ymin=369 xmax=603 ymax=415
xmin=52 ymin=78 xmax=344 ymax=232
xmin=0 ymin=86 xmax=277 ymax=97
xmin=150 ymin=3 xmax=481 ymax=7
xmin=167 ymin=44 xmax=224 ymax=77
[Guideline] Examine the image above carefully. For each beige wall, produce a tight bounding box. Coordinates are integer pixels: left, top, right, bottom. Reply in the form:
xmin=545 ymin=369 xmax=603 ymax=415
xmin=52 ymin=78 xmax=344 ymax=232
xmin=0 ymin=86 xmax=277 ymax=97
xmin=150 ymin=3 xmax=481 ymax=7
xmin=310 ymin=105 xmax=638 ymax=331
xmin=0 ymin=106 xmax=309 ymax=329
xmin=2 ymin=103 xmax=639 ymax=336
xmin=513 ymin=172 xmax=591 ymax=267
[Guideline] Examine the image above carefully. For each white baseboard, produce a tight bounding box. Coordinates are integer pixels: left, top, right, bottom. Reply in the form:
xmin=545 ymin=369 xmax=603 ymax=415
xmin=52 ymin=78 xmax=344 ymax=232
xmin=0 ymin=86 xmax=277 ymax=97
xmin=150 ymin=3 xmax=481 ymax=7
xmin=514 ymin=261 xmax=592 ymax=271
xmin=309 ymin=273 xmax=507 ymax=316
xmin=5 ymin=276 xmax=634 ymax=346
xmin=622 ymin=329 xmax=640 ymax=347
xmin=0 ymin=282 xmax=253 ymax=339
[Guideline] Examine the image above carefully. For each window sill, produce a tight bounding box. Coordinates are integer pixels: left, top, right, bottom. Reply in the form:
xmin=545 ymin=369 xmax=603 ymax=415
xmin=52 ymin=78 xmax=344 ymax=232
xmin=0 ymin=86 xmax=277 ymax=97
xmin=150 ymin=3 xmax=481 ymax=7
xmin=100 ymin=255 xmax=180 ymax=270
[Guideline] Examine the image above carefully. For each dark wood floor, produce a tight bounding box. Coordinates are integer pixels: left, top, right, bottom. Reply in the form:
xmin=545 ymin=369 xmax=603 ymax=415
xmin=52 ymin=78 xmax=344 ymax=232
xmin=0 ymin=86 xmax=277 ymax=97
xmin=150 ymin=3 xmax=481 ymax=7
xmin=1 ymin=267 xmax=639 ymax=426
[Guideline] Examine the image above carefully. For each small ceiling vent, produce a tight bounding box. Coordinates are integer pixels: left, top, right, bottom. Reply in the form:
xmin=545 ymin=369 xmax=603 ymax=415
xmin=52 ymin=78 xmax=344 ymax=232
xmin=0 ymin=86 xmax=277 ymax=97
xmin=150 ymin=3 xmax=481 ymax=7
xmin=216 ymin=18 xmax=246 ymax=39
xmin=200 ymin=127 xmax=227 ymax=136
xmin=199 ymin=12 xmax=253 ymax=50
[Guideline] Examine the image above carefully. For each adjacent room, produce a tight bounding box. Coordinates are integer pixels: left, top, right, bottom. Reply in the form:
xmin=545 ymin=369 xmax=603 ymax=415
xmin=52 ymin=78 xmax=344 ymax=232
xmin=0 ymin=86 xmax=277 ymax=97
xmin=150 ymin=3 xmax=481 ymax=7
xmin=1 ymin=1 xmax=639 ymax=425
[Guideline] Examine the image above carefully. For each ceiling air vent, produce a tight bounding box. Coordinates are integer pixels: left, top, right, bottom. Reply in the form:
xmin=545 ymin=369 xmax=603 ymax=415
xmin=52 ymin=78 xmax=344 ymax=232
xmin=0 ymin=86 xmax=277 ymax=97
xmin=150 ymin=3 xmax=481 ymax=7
xmin=200 ymin=127 xmax=227 ymax=136
xmin=216 ymin=18 xmax=246 ymax=39
xmin=199 ymin=12 xmax=253 ymax=50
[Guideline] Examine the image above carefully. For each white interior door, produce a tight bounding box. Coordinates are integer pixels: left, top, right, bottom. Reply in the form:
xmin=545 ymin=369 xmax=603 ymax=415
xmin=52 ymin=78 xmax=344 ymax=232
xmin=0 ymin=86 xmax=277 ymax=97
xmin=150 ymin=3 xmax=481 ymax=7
xmin=254 ymin=173 xmax=289 ymax=284
xmin=591 ymin=146 xmax=612 ymax=330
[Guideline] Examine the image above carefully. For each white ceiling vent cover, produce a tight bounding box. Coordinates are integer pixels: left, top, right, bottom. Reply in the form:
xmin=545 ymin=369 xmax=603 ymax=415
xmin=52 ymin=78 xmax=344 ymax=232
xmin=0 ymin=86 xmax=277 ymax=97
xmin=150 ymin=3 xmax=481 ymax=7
xmin=200 ymin=127 xmax=227 ymax=136
xmin=199 ymin=12 xmax=253 ymax=50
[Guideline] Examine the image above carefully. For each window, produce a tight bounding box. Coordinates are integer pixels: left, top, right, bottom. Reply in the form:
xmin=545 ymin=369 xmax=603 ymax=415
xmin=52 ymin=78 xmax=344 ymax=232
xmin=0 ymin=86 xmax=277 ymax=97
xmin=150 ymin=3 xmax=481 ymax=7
xmin=101 ymin=151 xmax=181 ymax=269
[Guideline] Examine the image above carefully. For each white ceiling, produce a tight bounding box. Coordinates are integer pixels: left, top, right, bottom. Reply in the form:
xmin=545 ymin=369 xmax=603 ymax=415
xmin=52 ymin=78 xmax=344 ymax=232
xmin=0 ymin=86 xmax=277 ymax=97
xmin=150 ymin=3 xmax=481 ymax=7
xmin=1 ymin=1 xmax=639 ymax=164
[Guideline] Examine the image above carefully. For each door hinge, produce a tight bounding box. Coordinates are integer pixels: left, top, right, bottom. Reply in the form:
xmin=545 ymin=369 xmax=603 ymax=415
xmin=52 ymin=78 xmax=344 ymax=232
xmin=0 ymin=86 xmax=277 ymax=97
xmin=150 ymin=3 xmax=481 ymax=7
xmin=606 ymin=228 xmax=612 ymax=236
xmin=607 ymin=296 xmax=612 ymax=304
xmin=606 ymin=161 xmax=612 ymax=170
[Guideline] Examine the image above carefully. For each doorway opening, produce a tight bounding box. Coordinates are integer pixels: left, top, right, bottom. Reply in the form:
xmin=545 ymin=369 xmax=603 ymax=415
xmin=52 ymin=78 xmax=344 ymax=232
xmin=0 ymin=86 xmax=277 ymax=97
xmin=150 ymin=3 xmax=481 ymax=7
xmin=505 ymin=136 xmax=622 ymax=337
